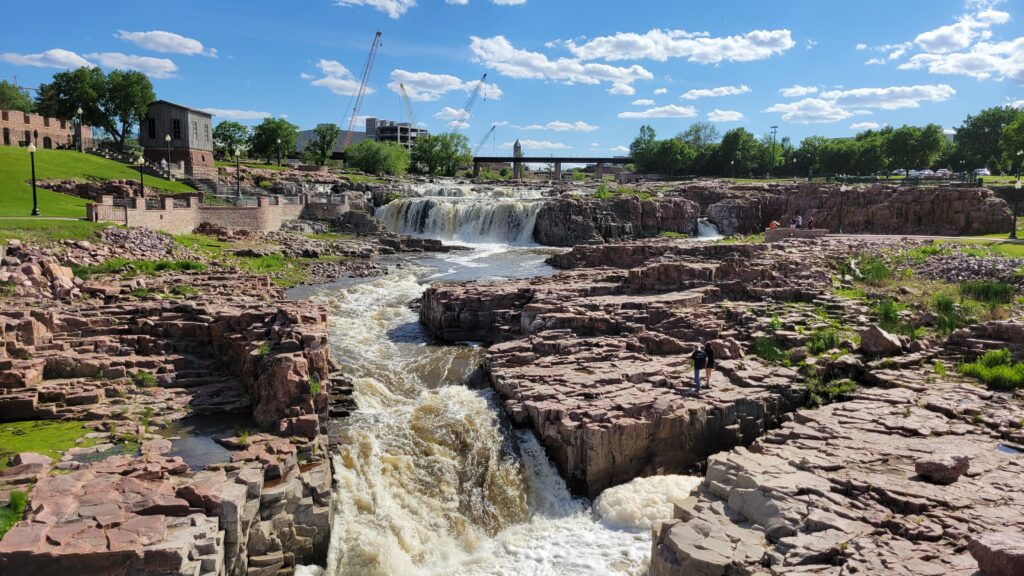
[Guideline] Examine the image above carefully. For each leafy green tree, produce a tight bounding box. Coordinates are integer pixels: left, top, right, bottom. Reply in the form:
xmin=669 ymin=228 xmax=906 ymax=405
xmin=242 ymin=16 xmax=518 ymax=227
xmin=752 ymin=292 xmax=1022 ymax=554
xmin=36 ymin=67 xmax=154 ymax=151
xmin=795 ymin=135 xmax=828 ymax=176
xmin=307 ymin=123 xmax=342 ymax=166
xmin=346 ymin=140 xmax=410 ymax=175
xmin=999 ymin=116 xmax=1024 ymax=176
xmin=212 ymin=121 xmax=249 ymax=158
xmin=0 ymin=80 xmax=34 ymax=112
xmin=410 ymin=132 xmax=472 ymax=176
xmin=954 ymin=106 xmax=1024 ymax=174
xmin=884 ymin=124 xmax=944 ymax=174
xmin=249 ymin=117 xmax=298 ymax=162
xmin=678 ymin=122 xmax=720 ymax=152
xmin=717 ymin=128 xmax=762 ymax=177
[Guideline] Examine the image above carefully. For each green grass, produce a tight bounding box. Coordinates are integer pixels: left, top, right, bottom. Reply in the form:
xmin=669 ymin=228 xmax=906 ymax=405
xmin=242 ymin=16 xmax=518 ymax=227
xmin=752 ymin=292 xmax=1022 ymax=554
xmin=659 ymin=231 xmax=690 ymax=239
xmin=716 ymin=232 xmax=765 ymax=244
xmin=807 ymin=327 xmax=841 ymax=355
xmin=309 ymin=374 xmax=321 ymax=396
xmin=0 ymin=148 xmax=193 ymax=218
xmin=939 ymin=239 xmax=1024 ymax=259
xmin=130 ymin=370 xmax=157 ymax=387
xmin=0 ymin=420 xmax=97 ymax=470
xmin=592 ymin=184 xmax=652 ymax=201
xmin=805 ymin=377 xmax=859 ymax=409
xmin=0 ymin=218 xmax=106 ymax=245
xmin=215 ymin=160 xmax=288 ymax=171
xmin=959 ymin=281 xmax=1015 ymax=305
xmin=236 ymin=253 xmax=308 ymax=287
xmin=174 ymin=233 xmax=229 ymax=258
xmin=959 ymin=349 xmax=1024 ymax=390
xmin=306 ymin=232 xmax=354 ymax=241
xmin=71 ymin=258 xmax=206 ymax=279
xmin=750 ymin=337 xmax=788 ymax=364
xmin=933 ymin=294 xmax=966 ymax=336
xmin=0 ymin=490 xmax=28 ymax=540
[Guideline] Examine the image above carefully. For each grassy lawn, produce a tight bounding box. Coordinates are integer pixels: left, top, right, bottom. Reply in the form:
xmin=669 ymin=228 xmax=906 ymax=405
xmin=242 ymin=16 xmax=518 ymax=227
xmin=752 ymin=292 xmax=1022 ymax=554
xmin=0 ymin=218 xmax=107 ymax=245
xmin=0 ymin=148 xmax=193 ymax=218
xmin=215 ymin=160 xmax=288 ymax=171
xmin=939 ymin=238 xmax=1024 ymax=258
xmin=0 ymin=420 xmax=97 ymax=470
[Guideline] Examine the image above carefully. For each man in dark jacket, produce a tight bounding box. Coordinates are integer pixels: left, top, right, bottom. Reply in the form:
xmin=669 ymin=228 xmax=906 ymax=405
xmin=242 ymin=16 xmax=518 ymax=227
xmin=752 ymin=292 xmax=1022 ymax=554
xmin=704 ymin=341 xmax=716 ymax=389
xmin=691 ymin=339 xmax=707 ymax=392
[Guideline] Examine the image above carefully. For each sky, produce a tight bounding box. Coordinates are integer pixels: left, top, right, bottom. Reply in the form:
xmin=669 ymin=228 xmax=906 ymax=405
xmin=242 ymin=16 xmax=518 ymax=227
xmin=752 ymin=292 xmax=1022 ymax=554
xmin=2 ymin=0 xmax=1022 ymax=156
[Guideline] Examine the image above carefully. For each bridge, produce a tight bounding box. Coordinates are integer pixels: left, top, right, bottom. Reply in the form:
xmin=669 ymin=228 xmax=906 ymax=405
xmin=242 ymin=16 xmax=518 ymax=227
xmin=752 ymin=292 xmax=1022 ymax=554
xmin=472 ymin=156 xmax=633 ymax=180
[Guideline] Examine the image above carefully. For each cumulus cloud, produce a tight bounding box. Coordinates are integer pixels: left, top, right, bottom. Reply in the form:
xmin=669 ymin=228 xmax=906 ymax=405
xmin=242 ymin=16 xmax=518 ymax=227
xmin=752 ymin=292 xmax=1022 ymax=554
xmin=680 ymin=84 xmax=750 ymax=100
xmin=707 ymin=109 xmax=744 ymax=122
xmin=0 ymin=48 xmax=92 ymax=69
xmin=850 ymin=121 xmax=883 ymax=130
xmin=1010 ymin=99 xmax=1024 ymax=109
xmin=653 ymin=88 xmax=668 ymax=95
xmin=608 ymin=83 xmax=635 ymax=95
xmin=388 ymin=69 xmax=502 ymax=101
xmin=632 ymin=99 xmax=655 ymax=105
xmin=779 ymin=84 xmax=818 ymax=97
xmin=308 ymin=59 xmax=374 ymax=96
xmin=609 ymin=145 xmax=629 ymax=153
xmin=501 ymin=139 xmax=571 ymax=150
xmin=201 ymin=109 xmax=272 ymax=120
xmin=84 ymin=52 xmax=178 ymax=78
xmin=469 ymin=35 xmax=653 ymax=91
xmin=565 ymin=28 xmax=795 ymax=64
xmin=434 ymin=106 xmax=466 ymax=120
xmin=899 ymin=37 xmax=1024 ymax=82
xmin=521 ymin=120 xmax=599 ymax=132
xmin=334 ymin=0 xmax=416 ymax=18
xmin=618 ymin=104 xmax=697 ymax=119
xmin=764 ymin=83 xmax=955 ymax=123
xmin=913 ymin=9 xmax=1008 ymax=53
xmin=115 ymin=30 xmax=216 ymax=57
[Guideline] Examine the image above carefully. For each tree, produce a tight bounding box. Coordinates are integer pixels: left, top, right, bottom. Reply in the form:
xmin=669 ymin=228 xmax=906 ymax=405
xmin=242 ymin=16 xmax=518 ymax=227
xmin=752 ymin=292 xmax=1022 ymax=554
xmin=35 ymin=67 xmax=153 ymax=151
xmin=717 ymin=128 xmax=762 ymax=177
xmin=999 ymin=116 xmax=1024 ymax=176
xmin=884 ymin=124 xmax=944 ymax=174
xmin=0 ymin=81 xmax=34 ymax=112
xmin=249 ymin=117 xmax=298 ymax=162
xmin=212 ymin=121 xmax=250 ymax=158
xmin=346 ymin=140 xmax=410 ymax=175
xmin=954 ymin=106 xmax=1024 ymax=173
xmin=307 ymin=123 xmax=342 ymax=166
xmin=410 ymin=132 xmax=472 ymax=176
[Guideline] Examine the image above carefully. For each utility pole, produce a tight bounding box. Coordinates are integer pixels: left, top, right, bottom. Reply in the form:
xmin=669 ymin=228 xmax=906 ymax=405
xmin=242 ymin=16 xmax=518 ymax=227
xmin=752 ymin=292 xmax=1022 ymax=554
xmin=769 ymin=125 xmax=778 ymax=180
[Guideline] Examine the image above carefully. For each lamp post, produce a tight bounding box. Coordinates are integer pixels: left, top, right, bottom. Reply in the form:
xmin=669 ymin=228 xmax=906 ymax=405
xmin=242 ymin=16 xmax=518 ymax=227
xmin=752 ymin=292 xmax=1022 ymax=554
xmin=137 ymin=156 xmax=146 ymax=197
xmin=730 ymin=159 xmax=735 ymax=178
xmin=164 ymin=134 xmax=172 ymax=179
xmin=276 ymin=138 xmax=282 ymax=166
xmin=75 ymin=107 xmax=83 ymax=152
xmin=28 ymin=144 xmax=40 ymax=216
xmin=234 ymin=148 xmax=242 ymax=198
xmin=1012 ymin=150 xmax=1022 ymax=240
xmin=769 ymin=125 xmax=778 ymax=179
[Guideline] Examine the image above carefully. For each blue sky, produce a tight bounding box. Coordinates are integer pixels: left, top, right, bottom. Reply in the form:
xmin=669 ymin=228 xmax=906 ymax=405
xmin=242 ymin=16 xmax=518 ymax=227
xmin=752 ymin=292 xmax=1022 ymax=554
xmin=2 ymin=0 xmax=1022 ymax=155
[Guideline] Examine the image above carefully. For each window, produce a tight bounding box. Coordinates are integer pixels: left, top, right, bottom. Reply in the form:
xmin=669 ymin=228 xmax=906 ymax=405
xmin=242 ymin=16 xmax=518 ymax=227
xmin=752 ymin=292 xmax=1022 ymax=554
xmin=2 ymin=128 xmax=9 ymax=146
xmin=24 ymin=130 xmax=31 ymax=145
xmin=23 ymin=113 xmax=30 ymax=123
xmin=1 ymin=111 xmax=8 ymax=121
xmin=205 ymin=123 xmax=210 ymax=142
xmin=192 ymin=120 xmax=198 ymax=140
xmin=172 ymin=119 xmax=181 ymax=139
xmin=60 ymin=120 xmax=66 ymax=129
xmin=148 ymin=118 xmax=156 ymax=139
xmin=43 ymin=117 xmax=50 ymax=128
xmin=43 ymin=136 xmax=52 ymax=149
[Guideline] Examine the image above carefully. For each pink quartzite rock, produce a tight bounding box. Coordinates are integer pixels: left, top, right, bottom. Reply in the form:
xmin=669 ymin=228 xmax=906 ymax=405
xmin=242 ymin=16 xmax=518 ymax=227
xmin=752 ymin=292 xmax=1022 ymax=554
xmin=859 ymin=325 xmax=903 ymax=357
xmin=969 ymin=531 xmax=1024 ymax=576
xmin=915 ymin=454 xmax=970 ymax=484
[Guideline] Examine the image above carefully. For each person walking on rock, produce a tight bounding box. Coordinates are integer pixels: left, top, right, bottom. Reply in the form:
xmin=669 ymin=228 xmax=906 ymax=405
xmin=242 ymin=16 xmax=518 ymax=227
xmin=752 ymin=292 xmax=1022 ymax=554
xmin=691 ymin=339 xmax=708 ymax=393
xmin=704 ymin=340 xmax=716 ymax=389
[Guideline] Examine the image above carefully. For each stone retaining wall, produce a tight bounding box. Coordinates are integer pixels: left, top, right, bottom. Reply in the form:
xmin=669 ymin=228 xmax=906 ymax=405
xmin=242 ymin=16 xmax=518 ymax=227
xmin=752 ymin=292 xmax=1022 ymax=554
xmin=86 ymin=194 xmax=308 ymax=234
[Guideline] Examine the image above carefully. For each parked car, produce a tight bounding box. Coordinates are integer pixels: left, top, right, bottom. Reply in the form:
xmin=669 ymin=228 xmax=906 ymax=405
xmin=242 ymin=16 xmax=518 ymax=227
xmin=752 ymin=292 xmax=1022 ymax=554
xmin=908 ymin=170 xmax=921 ymax=178
xmin=891 ymin=169 xmax=907 ymax=176
xmin=920 ymin=169 xmax=936 ymax=177
xmin=936 ymin=168 xmax=952 ymax=176
xmin=974 ymin=168 xmax=991 ymax=177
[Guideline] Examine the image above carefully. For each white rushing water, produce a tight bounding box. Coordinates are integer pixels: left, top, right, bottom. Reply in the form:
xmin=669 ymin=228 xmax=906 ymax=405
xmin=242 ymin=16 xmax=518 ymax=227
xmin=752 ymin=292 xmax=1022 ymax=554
xmin=313 ymin=247 xmax=701 ymax=576
xmin=697 ymin=218 xmax=722 ymax=240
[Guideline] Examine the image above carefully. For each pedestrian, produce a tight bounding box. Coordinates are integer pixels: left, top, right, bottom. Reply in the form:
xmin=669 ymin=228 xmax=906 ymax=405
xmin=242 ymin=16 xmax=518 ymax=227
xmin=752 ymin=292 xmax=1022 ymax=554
xmin=690 ymin=338 xmax=708 ymax=393
xmin=796 ymin=214 xmax=803 ymax=229
xmin=807 ymin=216 xmax=815 ymax=230
xmin=704 ymin=340 xmax=715 ymax=389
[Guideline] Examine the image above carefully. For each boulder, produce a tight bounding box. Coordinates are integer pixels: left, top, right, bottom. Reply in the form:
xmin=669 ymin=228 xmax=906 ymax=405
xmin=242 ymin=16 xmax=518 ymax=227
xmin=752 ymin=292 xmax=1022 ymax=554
xmin=969 ymin=532 xmax=1024 ymax=576
xmin=915 ymin=454 xmax=970 ymax=484
xmin=859 ymin=325 xmax=903 ymax=356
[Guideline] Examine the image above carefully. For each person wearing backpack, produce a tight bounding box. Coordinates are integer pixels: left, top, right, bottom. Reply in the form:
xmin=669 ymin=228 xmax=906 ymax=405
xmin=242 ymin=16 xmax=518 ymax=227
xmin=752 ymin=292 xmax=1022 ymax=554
xmin=704 ymin=340 xmax=716 ymax=389
xmin=690 ymin=339 xmax=708 ymax=392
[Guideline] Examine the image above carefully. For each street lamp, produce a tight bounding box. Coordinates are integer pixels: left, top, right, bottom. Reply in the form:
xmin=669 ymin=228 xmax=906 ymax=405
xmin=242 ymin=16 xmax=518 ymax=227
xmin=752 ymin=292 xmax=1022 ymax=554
xmin=164 ymin=134 xmax=172 ymax=179
xmin=28 ymin=144 xmax=39 ymax=216
xmin=769 ymin=125 xmax=778 ymax=179
xmin=730 ymin=159 xmax=735 ymax=178
xmin=75 ymin=107 xmax=84 ymax=152
xmin=136 ymin=157 xmax=146 ymax=197
xmin=276 ymin=138 xmax=282 ymax=167
xmin=234 ymin=148 xmax=242 ymax=198
xmin=1012 ymin=150 xmax=1023 ymax=240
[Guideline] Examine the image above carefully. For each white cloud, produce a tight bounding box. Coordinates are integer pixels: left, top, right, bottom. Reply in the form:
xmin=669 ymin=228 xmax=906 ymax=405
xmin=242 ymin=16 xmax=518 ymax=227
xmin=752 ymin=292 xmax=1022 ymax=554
xmin=201 ymin=108 xmax=272 ymax=120
xmin=0 ymin=48 xmax=92 ymax=69
xmin=856 ymin=43 xmax=868 ymax=50
xmin=493 ymin=0 xmax=527 ymax=4
xmin=335 ymin=0 xmax=416 ymax=18
xmin=388 ymin=69 xmax=503 ymax=101
xmin=469 ymin=35 xmax=653 ymax=89
xmin=501 ymin=139 xmax=571 ymax=150
xmin=866 ymin=57 xmax=886 ymax=65
xmin=779 ymin=84 xmax=818 ymax=97
xmin=610 ymin=145 xmax=629 ymax=153
xmin=618 ymin=104 xmax=697 ymax=119
xmin=299 ymin=72 xmax=314 ymax=80
xmin=115 ymin=30 xmax=216 ymax=57
xmin=819 ymin=84 xmax=956 ymax=109
xmin=913 ymin=10 xmax=1008 ymax=53
xmin=308 ymin=59 xmax=374 ymax=96
xmin=764 ymin=98 xmax=854 ymax=124
xmin=448 ymin=120 xmax=470 ymax=129
xmin=1010 ymin=99 xmax=1024 ymax=109
xmin=434 ymin=106 xmax=466 ymax=120
xmin=608 ymin=83 xmax=635 ymax=95
xmin=680 ymin=84 xmax=750 ymax=100
xmin=632 ymin=98 xmax=655 ymax=105
xmin=653 ymin=88 xmax=668 ymax=95
xmin=707 ymin=109 xmax=744 ymax=122
xmin=84 ymin=52 xmax=178 ymax=78
xmin=850 ymin=121 xmax=882 ymax=130
xmin=899 ymin=37 xmax=1024 ymax=82
xmin=521 ymin=120 xmax=599 ymax=132
xmin=566 ymin=28 xmax=795 ymax=64
xmin=491 ymin=120 xmax=510 ymax=126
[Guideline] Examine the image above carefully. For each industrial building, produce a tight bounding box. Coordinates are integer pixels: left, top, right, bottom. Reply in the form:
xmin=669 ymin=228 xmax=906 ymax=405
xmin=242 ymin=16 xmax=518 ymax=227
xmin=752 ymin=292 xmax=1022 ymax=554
xmin=295 ymin=117 xmax=427 ymax=158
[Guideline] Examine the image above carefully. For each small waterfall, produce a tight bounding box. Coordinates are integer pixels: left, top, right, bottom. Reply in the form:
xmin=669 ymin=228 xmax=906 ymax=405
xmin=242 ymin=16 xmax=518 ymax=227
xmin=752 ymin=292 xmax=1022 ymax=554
xmin=697 ymin=218 xmax=722 ymax=239
xmin=376 ymin=197 xmax=544 ymax=244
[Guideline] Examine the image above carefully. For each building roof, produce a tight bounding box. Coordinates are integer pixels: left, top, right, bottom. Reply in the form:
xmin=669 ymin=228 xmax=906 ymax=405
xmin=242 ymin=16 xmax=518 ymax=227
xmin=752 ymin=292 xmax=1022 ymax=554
xmin=147 ymin=100 xmax=213 ymax=117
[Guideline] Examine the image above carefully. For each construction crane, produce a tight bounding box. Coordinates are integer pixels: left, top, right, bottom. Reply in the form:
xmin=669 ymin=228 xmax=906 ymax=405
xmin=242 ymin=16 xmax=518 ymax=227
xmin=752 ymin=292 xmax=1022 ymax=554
xmin=342 ymin=31 xmax=383 ymax=151
xmin=473 ymin=125 xmax=496 ymax=156
xmin=398 ymin=83 xmax=417 ymax=127
xmin=452 ymin=74 xmax=487 ymax=134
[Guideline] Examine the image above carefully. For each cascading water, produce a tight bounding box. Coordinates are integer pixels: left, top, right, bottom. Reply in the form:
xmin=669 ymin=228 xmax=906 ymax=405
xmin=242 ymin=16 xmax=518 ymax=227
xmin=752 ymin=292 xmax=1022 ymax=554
xmin=375 ymin=197 xmax=544 ymax=244
xmin=697 ymin=218 xmax=723 ymax=239
xmin=309 ymin=247 xmax=701 ymax=576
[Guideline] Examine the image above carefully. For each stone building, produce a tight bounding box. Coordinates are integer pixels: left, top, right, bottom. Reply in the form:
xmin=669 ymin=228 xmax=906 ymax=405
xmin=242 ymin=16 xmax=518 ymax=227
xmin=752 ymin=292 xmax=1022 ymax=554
xmin=1 ymin=109 xmax=92 ymax=149
xmin=295 ymin=117 xmax=427 ymax=158
xmin=139 ymin=100 xmax=215 ymax=178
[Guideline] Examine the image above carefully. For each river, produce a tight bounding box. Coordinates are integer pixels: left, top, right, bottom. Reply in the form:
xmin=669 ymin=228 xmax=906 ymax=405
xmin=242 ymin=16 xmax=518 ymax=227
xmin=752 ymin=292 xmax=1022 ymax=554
xmin=298 ymin=186 xmax=701 ymax=576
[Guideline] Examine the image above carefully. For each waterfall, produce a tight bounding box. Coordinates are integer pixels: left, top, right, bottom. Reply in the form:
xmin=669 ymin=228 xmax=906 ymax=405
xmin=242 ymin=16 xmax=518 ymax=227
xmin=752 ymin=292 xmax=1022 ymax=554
xmin=697 ymin=218 xmax=722 ymax=239
xmin=375 ymin=197 xmax=544 ymax=244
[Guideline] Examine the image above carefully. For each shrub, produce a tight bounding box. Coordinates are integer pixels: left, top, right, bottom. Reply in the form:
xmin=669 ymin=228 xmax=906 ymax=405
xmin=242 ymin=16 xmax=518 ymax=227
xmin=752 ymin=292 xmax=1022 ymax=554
xmin=959 ymin=281 xmax=1014 ymax=305
xmin=593 ymin=184 xmax=612 ymax=199
xmin=130 ymin=371 xmax=157 ymax=387
xmin=958 ymin=349 xmax=1024 ymax=390
xmin=859 ymin=255 xmax=893 ymax=285
xmin=750 ymin=337 xmax=787 ymax=364
xmin=769 ymin=316 xmax=783 ymax=332
xmin=904 ymin=243 xmax=945 ymax=264
xmin=933 ymin=294 xmax=965 ymax=336
xmin=659 ymin=231 xmax=690 ymax=239
xmin=805 ymin=377 xmax=859 ymax=409
xmin=0 ymin=490 xmax=28 ymax=539
xmin=807 ymin=328 xmax=841 ymax=355
xmin=169 ymin=285 xmax=198 ymax=297
xmin=257 ymin=342 xmax=271 ymax=356
xmin=309 ymin=374 xmax=321 ymax=396
xmin=934 ymin=360 xmax=947 ymax=376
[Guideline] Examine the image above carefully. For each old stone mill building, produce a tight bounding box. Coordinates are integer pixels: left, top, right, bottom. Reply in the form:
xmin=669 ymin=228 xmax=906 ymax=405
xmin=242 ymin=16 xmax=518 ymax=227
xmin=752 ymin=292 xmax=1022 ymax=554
xmin=139 ymin=100 xmax=216 ymax=179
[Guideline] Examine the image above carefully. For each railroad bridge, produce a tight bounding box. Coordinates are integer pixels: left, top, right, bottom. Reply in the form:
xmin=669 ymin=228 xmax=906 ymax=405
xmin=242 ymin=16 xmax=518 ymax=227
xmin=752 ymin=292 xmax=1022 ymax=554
xmin=472 ymin=155 xmax=633 ymax=180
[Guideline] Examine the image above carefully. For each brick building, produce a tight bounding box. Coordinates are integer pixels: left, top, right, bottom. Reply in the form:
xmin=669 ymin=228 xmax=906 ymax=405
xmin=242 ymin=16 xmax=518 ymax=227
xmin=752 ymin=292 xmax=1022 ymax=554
xmin=139 ymin=100 xmax=215 ymax=179
xmin=1 ymin=109 xmax=92 ymax=149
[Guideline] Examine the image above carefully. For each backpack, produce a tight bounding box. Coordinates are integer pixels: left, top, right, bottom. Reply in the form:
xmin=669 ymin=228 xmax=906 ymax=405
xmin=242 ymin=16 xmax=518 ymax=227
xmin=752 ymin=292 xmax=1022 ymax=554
xmin=692 ymin=348 xmax=707 ymax=362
